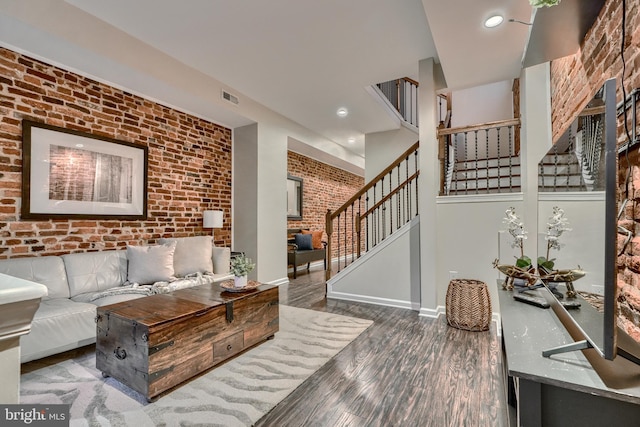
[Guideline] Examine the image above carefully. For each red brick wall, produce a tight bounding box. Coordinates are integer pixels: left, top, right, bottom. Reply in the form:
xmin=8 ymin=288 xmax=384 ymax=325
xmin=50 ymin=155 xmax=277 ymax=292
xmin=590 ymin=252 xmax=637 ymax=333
xmin=287 ymin=151 xmax=364 ymax=257
xmin=550 ymin=0 xmax=640 ymax=339
xmin=0 ymin=47 xmax=232 ymax=258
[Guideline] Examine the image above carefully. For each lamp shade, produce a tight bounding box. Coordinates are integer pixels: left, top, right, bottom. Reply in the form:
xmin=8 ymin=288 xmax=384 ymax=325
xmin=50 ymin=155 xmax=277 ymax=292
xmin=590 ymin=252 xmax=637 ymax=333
xmin=203 ymin=210 xmax=223 ymax=228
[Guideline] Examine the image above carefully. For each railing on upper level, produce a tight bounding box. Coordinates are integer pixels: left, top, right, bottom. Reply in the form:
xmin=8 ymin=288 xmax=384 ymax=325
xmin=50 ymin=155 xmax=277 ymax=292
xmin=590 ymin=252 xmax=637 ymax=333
xmin=376 ymin=77 xmax=419 ymax=127
xmin=539 ymin=106 xmax=605 ymax=192
xmin=438 ymin=119 xmax=521 ymax=195
xmin=326 ymin=141 xmax=419 ymax=280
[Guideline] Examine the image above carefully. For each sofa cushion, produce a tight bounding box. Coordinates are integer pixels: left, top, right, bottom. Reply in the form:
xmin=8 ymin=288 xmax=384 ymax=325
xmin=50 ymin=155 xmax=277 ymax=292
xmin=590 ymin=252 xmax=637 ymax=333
xmin=0 ymin=256 xmax=69 ymax=300
xmin=20 ymin=298 xmax=96 ymax=363
xmin=126 ymin=241 xmax=177 ymax=285
xmin=62 ymin=250 xmax=128 ymax=298
xmin=158 ymin=236 xmax=213 ymax=277
xmin=295 ymin=233 xmax=313 ymax=250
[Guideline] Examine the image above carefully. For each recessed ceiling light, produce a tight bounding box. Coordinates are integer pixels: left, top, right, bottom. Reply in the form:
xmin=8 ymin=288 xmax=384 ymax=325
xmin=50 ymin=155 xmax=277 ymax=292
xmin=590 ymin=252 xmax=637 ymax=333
xmin=484 ymin=15 xmax=504 ymax=28
xmin=337 ymin=107 xmax=348 ymax=117
xmin=347 ymin=137 xmax=355 ymax=144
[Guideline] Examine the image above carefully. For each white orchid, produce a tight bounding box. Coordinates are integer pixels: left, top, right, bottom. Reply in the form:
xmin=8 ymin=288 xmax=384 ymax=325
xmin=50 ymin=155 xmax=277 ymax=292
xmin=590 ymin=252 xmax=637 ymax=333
xmin=503 ymin=207 xmax=529 ymax=266
xmin=544 ymin=206 xmax=572 ymax=256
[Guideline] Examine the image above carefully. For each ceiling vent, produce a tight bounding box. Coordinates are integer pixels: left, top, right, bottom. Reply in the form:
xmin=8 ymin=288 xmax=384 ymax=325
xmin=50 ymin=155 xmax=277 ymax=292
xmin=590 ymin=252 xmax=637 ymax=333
xmin=222 ymin=90 xmax=239 ymax=105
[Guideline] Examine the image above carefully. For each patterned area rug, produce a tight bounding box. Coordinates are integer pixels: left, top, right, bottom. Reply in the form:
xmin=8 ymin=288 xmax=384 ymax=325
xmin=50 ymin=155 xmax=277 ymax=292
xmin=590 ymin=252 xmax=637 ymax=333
xmin=20 ymin=305 xmax=373 ymax=427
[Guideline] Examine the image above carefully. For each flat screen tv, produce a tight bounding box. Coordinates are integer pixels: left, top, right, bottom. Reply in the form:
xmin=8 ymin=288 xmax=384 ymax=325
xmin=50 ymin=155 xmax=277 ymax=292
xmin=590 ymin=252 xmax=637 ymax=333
xmin=537 ymin=78 xmax=640 ymax=367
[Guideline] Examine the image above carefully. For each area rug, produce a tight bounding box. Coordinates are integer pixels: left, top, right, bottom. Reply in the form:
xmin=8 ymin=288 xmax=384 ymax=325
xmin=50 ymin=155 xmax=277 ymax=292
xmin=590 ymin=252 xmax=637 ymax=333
xmin=20 ymin=305 xmax=373 ymax=427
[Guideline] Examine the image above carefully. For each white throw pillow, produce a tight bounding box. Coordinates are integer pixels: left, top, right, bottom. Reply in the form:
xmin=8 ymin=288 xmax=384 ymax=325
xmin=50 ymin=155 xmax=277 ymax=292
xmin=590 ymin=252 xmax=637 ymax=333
xmin=212 ymin=246 xmax=231 ymax=274
xmin=126 ymin=241 xmax=177 ymax=285
xmin=158 ymin=236 xmax=214 ymax=277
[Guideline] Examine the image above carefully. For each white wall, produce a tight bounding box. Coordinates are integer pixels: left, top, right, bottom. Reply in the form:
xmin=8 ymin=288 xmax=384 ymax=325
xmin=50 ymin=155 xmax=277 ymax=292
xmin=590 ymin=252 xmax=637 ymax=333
xmin=450 ymin=80 xmax=514 ymax=127
xmin=364 ymin=127 xmax=418 ymax=182
xmin=327 ymin=218 xmax=420 ymax=309
xmin=436 ymin=196 xmax=524 ymax=307
xmin=538 ymin=195 xmax=605 ymax=293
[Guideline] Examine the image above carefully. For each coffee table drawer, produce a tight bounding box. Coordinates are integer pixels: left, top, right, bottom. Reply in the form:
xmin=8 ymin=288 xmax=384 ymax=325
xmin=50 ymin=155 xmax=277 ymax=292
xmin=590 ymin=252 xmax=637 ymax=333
xmin=213 ymin=331 xmax=244 ymax=363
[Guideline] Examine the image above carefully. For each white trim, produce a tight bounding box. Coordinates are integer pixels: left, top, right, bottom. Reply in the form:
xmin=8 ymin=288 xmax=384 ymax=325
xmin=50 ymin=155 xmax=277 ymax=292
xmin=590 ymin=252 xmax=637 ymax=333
xmin=327 ymin=290 xmax=415 ymax=311
xmin=419 ymin=305 xmax=445 ymax=318
xmin=365 ymin=85 xmax=403 ymax=128
xmin=400 ymin=120 xmax=419 ymax=135
xmin=493 ymin=313 xmax=502 ymax=338
xmin=538 ymin=191 xmax=604 ymax=202
xmin=265 ymin=277 xmax=289 ymax=286
xmin=436 ymin=192 xmax=524 ymax=204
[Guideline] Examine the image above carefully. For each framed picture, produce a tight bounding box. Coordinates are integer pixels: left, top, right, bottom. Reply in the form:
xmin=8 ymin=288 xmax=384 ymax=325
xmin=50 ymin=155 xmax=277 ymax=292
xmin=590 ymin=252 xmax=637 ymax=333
xmin=287 ymin=175 xmax=303 ymax=220
xmin=22 ymin=120 xmax=148 ymax=220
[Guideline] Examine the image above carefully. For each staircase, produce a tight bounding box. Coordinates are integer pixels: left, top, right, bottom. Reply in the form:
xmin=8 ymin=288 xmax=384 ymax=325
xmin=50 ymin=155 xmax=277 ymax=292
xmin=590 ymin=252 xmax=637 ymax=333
xmin=325 ymin=141 xmax=419 ymax=281
xmin=448 ymin=156 xmax=521 ymax=194
xmin=538 ymin=152 xmax=586 ymax=191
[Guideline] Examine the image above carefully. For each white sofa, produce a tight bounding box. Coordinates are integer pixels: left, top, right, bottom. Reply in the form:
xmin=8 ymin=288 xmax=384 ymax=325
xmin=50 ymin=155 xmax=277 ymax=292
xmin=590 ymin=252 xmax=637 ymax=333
xmin=0 ymin=236 xmax=232 ymax=363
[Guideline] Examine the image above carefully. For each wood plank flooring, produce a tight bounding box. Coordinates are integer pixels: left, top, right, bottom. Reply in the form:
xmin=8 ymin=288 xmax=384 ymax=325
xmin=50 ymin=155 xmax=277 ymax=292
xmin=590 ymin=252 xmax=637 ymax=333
xmin=257 ymin=268 xmax=509 ymax=427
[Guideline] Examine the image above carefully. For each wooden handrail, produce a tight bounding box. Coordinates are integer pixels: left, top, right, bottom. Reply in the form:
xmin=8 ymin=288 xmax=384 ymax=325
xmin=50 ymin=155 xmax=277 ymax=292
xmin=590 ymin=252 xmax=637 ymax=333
xmin=361 ymin=171 xmax=419 ymax=218
xmin=401 ymin=76 xmax=419 ymax=87
xmin=329 ymin=141 xmax=419 ymax=220
xmin=437 ymin=118 xmax=520 ymax=137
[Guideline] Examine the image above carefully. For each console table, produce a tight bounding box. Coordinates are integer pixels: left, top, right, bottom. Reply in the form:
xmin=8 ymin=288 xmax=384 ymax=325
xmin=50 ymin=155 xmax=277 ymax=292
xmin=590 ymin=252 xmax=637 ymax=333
xmin=498 ymin=285 xmax=640 ymax=426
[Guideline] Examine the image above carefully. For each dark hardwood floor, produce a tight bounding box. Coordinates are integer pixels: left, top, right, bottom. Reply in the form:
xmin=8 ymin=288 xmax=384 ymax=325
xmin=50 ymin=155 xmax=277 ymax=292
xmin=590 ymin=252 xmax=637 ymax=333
xmin=257 ymin=268 xmax=510 ymax=427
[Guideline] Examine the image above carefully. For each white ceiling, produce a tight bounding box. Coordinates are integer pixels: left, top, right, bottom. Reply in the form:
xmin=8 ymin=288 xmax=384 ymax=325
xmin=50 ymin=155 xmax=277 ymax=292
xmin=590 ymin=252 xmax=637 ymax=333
xmin=0 ymin=0 xmax=536 ymax=168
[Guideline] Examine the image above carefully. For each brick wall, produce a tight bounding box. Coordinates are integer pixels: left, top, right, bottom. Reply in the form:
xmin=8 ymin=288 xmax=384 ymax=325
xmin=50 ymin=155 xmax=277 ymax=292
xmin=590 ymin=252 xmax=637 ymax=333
xmin=287 ymin=151 xmax=364 ymax=258
xmin=550 ymin=0 xmax=640 ymax=339
xmin=0 ymin=47 xmax=232 ymax=258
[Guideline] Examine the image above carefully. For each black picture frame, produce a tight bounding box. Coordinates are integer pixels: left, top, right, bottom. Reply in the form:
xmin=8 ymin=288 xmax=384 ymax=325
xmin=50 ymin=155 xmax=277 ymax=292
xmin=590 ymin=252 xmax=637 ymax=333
xmin=21 ymin=120 xmax=148 ymax=220
xmin=287 ymin=175 xmax=303 ymax=220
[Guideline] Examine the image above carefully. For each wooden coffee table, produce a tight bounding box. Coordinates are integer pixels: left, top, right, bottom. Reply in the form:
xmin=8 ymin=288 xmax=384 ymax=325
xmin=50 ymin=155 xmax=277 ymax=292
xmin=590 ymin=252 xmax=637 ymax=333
xmin=95 ymin=282 xmax=279 ymax=400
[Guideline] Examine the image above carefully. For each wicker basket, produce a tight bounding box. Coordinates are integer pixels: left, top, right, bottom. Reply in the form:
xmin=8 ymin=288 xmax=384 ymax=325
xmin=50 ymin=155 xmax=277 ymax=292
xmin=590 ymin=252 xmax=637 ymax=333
xmin=446 ymin=279 xmax=491 ymax=332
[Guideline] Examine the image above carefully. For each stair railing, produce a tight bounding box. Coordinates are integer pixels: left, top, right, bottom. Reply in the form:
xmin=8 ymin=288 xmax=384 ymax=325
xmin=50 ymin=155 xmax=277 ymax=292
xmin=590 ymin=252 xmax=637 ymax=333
xmin=376 ymin=77 xmax=419 ymax=127
xmin=326 ymin=141 xmax=419 ymax=280
xmin=438 ymin=119 xmax=521 ymax=195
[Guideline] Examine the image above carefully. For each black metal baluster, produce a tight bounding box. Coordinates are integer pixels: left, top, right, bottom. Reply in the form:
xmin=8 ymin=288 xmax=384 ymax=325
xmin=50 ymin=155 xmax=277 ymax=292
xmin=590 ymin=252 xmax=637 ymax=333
xmin=485 ymin=129 xmax=490 ymax=193
xmin=464 ymin=132 xmax=469 ymax=195
xmin=337 ymin=212 xmax=341 ymax=272
xmin=389 ymin=170 xmax=393 ymax=234
xmin=497 ymin=127 xmax=501 ymax=193
xmin=415 ymin=147 xmax=419 ymax=216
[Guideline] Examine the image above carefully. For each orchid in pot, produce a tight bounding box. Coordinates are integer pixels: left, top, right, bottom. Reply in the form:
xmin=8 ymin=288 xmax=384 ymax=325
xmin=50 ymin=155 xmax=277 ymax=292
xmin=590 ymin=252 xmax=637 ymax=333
xmin=503 ymin=207 xmax=532 ymax=270
xmin=538 ymin=206 xmax=572 ymax=273
xmin=230 ymin=254 xmax=255 ymax=288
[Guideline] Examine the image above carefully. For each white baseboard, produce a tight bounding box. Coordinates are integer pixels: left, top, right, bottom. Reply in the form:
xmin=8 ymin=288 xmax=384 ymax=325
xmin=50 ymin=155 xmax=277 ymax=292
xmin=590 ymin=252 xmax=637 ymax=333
xmin=327 ymin=290 xmax=416 ymax=311
xmin=419 ymin=305 xmax=446 ymax=319
xmin=266 ymin=277 xmax=290 ymax=287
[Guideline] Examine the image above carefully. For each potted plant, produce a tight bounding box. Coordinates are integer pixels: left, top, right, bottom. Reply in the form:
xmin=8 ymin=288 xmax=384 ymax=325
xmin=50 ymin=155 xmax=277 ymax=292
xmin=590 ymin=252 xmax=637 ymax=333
xmin=230 ymin=254 xmax=255 ymax=288
xmin=538 ymin=206 xmax=572 ymax=273
xmin=503 ymin=207 xmax=532 ymax=270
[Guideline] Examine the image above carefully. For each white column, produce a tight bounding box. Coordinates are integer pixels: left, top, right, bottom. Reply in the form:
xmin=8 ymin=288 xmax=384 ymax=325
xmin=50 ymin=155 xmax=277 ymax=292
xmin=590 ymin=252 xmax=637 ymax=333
xmin=0 ymin=275 xmax=47 ymax=403
xmin=418 ymin=58 xmax=440 ymax=314
xmin=233 ymin=123 xmax=288 ymax=285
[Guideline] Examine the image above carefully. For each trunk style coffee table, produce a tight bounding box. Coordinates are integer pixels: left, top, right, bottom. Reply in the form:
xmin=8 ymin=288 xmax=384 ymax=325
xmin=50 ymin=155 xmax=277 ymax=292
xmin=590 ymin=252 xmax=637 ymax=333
xmin=96 ymin=282 xmax=279 ymax=400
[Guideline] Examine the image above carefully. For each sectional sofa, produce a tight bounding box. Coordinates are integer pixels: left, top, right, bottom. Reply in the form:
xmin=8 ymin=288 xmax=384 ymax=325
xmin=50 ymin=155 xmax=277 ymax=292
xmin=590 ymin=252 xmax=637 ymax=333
xmin=0 ymin=236 xmax=232 ymax=363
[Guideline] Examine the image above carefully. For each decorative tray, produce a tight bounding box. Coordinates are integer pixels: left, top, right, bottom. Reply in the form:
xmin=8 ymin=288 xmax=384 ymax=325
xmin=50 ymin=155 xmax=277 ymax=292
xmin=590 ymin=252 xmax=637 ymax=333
xmin=220 ymin=280 xmax=261 ymax=293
